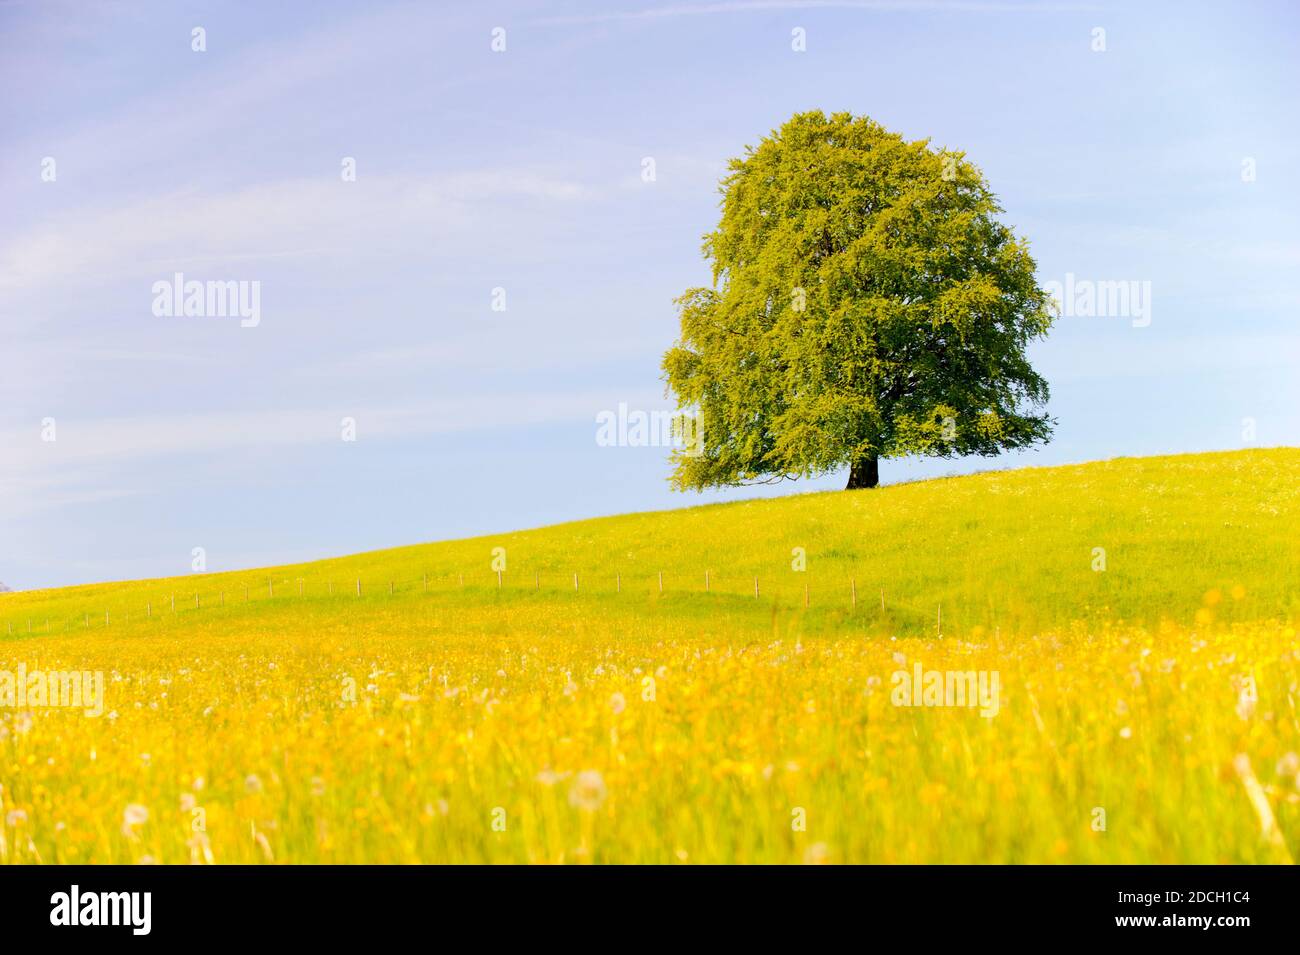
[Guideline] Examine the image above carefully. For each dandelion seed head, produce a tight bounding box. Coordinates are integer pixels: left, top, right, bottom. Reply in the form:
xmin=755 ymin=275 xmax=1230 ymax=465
xmin=569 ymin=770 xmax=607 ymax=811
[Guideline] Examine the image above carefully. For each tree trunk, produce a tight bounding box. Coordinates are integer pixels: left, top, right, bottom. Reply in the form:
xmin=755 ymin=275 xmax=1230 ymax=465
xmin=846 ymin=454 xmax=879 ymax=490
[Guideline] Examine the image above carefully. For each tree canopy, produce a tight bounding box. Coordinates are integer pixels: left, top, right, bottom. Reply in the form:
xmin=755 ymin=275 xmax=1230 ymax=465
xmin=662 ymin=110 xmax=1055 ymax=489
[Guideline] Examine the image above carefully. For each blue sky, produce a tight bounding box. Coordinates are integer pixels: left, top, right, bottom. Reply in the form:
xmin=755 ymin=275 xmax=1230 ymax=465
xmin=2 ymin=0 xmax=1297 ymax=589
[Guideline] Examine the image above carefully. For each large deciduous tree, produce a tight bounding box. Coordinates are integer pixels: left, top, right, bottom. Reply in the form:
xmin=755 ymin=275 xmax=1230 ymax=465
xmin=662 ymin=111 xmax=1055 ymax=490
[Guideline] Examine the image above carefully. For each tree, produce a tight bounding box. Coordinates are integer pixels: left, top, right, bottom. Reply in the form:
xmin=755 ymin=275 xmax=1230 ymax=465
xmin=662 ymin=110 xmax=1055 ymax=490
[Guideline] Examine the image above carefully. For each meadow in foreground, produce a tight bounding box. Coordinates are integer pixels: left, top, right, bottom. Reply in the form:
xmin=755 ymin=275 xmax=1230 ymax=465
xmin=1 ymin=449 xmax=1298 ymax=863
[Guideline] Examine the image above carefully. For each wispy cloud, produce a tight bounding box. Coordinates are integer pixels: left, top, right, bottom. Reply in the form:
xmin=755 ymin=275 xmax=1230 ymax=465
xmin=0 ymin=387 xmax=664 ymax=521
xmin=533 ymin=0 xmax=1099 ymax=26
xmin=0 ymin=170 xmax=600 ymax=298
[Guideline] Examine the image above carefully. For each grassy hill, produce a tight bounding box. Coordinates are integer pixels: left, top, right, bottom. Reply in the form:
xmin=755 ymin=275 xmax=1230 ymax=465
xmin=5 ymin=448 xmax=1298 ymax=639
xmin=1 ymin=448 xmax=1298 ymax=863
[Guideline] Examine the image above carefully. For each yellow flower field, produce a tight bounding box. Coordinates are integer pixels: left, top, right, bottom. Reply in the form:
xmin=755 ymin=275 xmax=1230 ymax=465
xmin=2 ymin=449 xmax=1298 ymax=863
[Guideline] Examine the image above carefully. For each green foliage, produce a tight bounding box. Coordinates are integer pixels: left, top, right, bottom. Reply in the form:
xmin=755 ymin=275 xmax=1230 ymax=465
xmin=663 ymin=110 xmax=1055 ymax=490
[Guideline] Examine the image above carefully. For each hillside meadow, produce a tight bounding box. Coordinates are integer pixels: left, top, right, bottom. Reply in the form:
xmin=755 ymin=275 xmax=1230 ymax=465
xmin=1 ymin=448 xmax=1298 ymax=863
